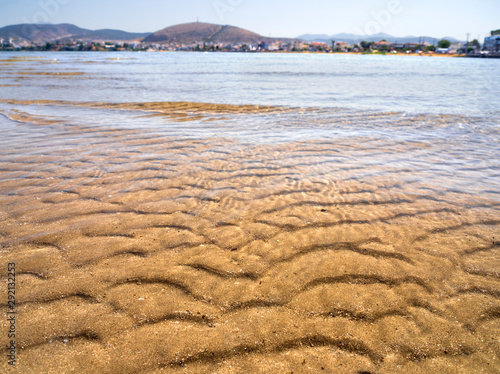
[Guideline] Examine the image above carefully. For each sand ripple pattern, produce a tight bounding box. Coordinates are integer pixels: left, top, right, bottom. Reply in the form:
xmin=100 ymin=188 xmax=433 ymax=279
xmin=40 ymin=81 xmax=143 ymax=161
xmin=0 ymin=107 xmax=499 ymax=374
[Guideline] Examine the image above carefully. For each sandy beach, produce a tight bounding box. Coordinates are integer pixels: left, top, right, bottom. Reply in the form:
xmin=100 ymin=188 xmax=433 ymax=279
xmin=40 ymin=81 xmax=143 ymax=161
xmin=0 ymin=52 xmax=499 ymax=373
xmin=0 ymin=99 xmax=499 ymax=373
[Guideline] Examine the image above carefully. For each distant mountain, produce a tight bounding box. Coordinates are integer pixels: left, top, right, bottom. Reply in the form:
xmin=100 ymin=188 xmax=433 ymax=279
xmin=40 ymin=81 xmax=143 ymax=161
xmin=297 ymin=32 xmax=464 ymax=45
xmin=0 ymin=23 xmax=150 ymax=43
xmin=0 ymin=23 xmax=86 ymax=43
xmin=70 ymin=29 xmax=150 ymax=42
xmin=0 ymin=22 xmax=466 ymax=46
xmin=143 ymin=22 xmax=276 ymax=44
xmin=0 ymin=22 xmax=295 ymax=45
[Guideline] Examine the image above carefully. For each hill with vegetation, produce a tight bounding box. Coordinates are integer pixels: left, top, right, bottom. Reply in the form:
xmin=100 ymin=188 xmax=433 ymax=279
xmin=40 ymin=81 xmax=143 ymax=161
xmin=143 ymin=22 xmax=272 ymax=44
xmin=0 ymin=23 xmax=150 ymax=43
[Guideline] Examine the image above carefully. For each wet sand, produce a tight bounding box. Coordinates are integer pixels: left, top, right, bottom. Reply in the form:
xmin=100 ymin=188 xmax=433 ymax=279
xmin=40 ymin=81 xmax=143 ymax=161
xmin=0 ymin=101 xmax=499 ymax=374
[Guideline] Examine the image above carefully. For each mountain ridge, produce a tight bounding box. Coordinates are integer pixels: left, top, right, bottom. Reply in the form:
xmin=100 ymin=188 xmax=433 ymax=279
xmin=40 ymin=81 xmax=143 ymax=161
xmin=297 ymin=32 xmax=464 ymax=44
xmin=0 ymin=23 xmax=150 ymax=43
xmin=0 ymin=22 xmax=465 ymax=45
xmin=142 ymin=22 xmax=296 ymax=44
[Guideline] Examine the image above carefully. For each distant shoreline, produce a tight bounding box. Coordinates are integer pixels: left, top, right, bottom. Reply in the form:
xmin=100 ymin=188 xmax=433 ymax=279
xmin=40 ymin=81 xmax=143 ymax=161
xmin=0 ymin=50 xmax=470 ymax=58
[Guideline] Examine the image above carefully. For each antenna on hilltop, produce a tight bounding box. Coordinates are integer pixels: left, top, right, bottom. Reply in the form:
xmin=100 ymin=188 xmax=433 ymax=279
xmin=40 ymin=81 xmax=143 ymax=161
xmin=197 ymin=17 xmax=199 ymax=23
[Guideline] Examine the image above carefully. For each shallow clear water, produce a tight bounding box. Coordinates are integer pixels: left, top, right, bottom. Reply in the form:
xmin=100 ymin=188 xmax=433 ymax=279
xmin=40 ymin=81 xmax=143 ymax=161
xmin=1 ymin=51 xmax=499 ymax=116
xmin=0 ymin=52 xmax=499 ymax=197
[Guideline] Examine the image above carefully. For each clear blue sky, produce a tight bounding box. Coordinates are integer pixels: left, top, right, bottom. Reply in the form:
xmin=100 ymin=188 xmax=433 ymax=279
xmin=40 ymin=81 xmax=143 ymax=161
xmin=1 ymin=0 xmax=498 ymax=41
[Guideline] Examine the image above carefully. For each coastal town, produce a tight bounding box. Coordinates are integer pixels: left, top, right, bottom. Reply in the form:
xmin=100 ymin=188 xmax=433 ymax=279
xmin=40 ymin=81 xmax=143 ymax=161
xmin=2 ymin=37 xmax=499 ymax=56
xmin=1 ymin=23 xmax=499 ymax=57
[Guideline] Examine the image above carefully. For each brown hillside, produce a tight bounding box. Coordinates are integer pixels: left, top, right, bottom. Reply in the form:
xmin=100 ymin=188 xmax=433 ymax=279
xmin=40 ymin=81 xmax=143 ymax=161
xmin=0 ymin=23 xmax=87 ymax=43
xmin=0 ymin=23 xmax=151 ymax=43
xmin=143 ymin=22 xmax=269 ymax=44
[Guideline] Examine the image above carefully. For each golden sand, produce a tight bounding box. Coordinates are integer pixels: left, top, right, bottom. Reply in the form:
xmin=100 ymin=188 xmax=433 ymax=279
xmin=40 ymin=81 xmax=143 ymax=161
xmin=0 ymin=103 xmax=499 ymax=374
xmin=12 ymin=72 xmax=85 ymax=76
xmin=0 ymin=99 xmax=296 ymax=115
xmin=0 ymin=99 xmax=299 ymax=125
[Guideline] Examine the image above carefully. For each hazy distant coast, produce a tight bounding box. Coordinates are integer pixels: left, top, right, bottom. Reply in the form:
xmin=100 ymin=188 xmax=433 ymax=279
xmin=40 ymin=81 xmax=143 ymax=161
xmin=2 ymin=21 xmax=489 ymax=57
